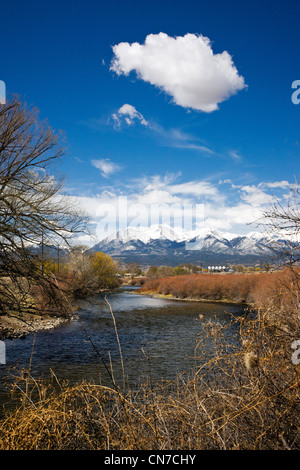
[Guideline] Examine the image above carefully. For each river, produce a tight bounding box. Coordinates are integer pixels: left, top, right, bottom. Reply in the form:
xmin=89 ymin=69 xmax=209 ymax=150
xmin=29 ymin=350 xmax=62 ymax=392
xmin=0 ymin=286 xmax=245 ymax=411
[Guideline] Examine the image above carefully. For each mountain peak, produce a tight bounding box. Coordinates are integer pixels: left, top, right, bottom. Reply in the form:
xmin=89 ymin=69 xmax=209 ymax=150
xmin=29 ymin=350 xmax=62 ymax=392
xmin=90 ymin=224 xmax=277 ymax=266
xmin=100 ymin=224 xmax=243 ymax=245
xmin=105 ymin=224 xmax=190 ymax=244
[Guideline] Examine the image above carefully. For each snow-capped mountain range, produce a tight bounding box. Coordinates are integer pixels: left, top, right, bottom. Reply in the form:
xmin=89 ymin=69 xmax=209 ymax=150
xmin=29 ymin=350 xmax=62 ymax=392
xmin=90 ymin=224 xmax=284 ymax=266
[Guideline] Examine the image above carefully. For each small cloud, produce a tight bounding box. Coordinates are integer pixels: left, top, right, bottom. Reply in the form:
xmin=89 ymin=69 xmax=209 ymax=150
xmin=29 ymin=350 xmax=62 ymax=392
xmin=111 ymin=103 xmax=215 ymax=154
xmin=149 ymin=122 xmax=216 ymax=155
xmin=240 ymin=185 xmax=274 ymax=207
xmin=229 ymin=150 xmax=242 ymax=161
xmin=110 ymin=32 xmax=246 ymax=112
xmin=219 ymin=179 xmax=232 ymax=184
xmin=169 ymin=181 xmax=219 ymax=198
xmin=112 ymin=104 xmax=148 ymax=128
xmin=137 ymin=189 xmax=180 ymax=204
xmin=135 ymin=173 xmax=182 ymax=192
xmin=261 ymin=180 xmax=290 ymax=189
xmin=175 ymin=142 xmax=215 ymax=154
xmin=91 ymin=158 xmax=122 ymax=178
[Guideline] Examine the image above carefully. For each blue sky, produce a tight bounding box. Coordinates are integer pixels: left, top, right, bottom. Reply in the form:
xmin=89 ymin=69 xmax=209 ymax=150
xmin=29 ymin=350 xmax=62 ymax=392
xmin=1 ymin=0 xmax=300 ymax=242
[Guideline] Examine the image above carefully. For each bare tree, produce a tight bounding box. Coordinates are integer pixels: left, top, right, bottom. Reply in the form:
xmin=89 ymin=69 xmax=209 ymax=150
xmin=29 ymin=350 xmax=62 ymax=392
xmin=261 ymin=184 xmax=300 ymax=267
xmin=0 ymin=97 xmax=88 ymax=317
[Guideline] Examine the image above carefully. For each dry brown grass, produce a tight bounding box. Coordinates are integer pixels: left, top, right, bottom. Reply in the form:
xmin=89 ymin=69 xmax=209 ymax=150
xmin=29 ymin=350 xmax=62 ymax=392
xmin=0 ymin=270 xmax=299 ymax=450
xmin=0 ymin=310 xmax=299 ymax=449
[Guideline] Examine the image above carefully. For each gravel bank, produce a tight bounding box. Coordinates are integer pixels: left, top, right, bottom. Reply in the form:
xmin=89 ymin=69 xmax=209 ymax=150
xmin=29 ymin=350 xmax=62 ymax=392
xmin=0 ymin=314 xmax=70 ymax=339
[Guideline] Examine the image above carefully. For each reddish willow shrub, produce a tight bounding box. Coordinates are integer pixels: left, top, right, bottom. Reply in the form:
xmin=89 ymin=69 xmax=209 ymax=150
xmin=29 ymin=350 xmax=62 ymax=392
xmin=139 ymin=268 xmax=300 ymax=307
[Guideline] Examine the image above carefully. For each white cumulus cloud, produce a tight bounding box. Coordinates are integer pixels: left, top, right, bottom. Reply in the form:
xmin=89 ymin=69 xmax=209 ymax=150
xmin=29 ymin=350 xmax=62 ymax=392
xmin=110 ymin=32 xmax=246 ymax=112
xmin=91 ymin=158 xmax=121 ymax=178
xmin=240 ymin=185 xmax=275 ymax=207
xmin=260 ymin=180 xmax=290 ymax=189
xmin=112 ymin=104 xmax=148 ymax=127
xmin=65 ymin=176 xmax=292 ymax=243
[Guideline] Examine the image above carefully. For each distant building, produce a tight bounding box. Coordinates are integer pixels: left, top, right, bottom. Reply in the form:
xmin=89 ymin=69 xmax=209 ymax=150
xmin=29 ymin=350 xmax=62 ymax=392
xmin=207 ymin=265 xmax=226 ymax=272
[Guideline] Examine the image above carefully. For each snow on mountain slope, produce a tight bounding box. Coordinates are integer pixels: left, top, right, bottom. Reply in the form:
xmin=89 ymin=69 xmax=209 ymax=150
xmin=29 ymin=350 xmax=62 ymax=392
xmin=90 ymin=224 xmax=280 ymax=265
xmin=102 ymin=225 xmax=239 ymax=245
xmin=186 ymin=232 xmax=234 ymax=253
xmin=247 ymin=231 xmax=267 ymax=242
xmin=231 ymin=236 xmax=272 ymax=255
xmin=105 ymin=224 xmax=189 ymax=244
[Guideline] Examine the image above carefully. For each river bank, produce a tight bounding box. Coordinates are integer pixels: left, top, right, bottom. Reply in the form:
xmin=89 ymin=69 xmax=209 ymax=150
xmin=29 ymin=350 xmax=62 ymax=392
xmin=0 ymin=285 xmax=117 ymax=340
xmin=0 ymin=282 xmax=250 ymax=341
xmin=0 ymin=312 xmax=72 ymax=340
xmin=135 ymin=271 xmax=294 ymax=308
xmin=135 ymin=288 xmax=248 ymax=306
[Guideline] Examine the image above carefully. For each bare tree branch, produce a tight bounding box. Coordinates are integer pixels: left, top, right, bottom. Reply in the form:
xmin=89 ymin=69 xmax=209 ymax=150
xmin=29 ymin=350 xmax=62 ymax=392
xmin=0 ymin=97 xmax=89 ymax=317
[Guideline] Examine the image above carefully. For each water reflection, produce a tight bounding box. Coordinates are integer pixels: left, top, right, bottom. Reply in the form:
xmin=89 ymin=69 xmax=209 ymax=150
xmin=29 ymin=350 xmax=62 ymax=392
xmin=0 ymin=286 xmax=245 ymax=410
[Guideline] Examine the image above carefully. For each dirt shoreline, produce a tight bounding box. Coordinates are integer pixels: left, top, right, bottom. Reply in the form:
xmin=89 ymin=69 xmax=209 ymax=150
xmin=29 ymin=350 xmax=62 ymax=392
xmin=0 ymin=313 xmax=73 ymax=340
xmin=0 ymin=287 xmax=116 ymax=340
xmin=135 ymin=289 xmax=248 ymax=306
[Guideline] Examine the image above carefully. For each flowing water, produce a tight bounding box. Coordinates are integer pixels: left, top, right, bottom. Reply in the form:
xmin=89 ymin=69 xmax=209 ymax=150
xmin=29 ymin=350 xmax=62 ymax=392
xmin=0 ymin=286 xmax=245 ymax=411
